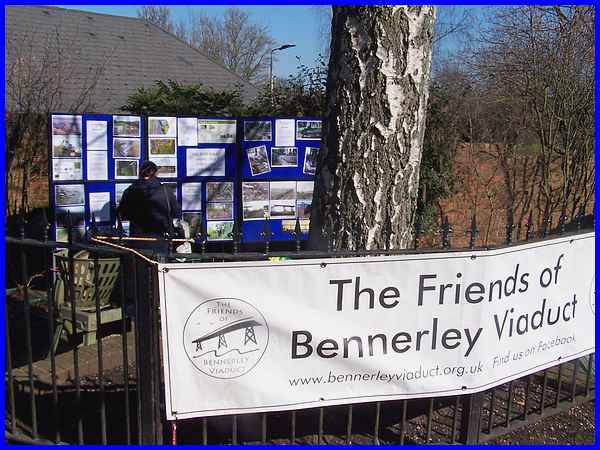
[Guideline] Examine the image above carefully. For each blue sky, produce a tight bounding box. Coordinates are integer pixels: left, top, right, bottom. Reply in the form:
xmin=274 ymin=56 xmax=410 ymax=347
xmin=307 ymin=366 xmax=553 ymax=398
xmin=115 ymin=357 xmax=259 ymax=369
xmin=52 ymin=4 xmax=491 ymax=78
xmin=53 ymin=5 xmax=328 ymax=78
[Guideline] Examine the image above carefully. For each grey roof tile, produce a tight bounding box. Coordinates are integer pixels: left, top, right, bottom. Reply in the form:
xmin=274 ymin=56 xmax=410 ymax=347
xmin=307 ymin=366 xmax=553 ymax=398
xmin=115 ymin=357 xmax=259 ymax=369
xmin=5 ymin=5 xmax=259 ymax=113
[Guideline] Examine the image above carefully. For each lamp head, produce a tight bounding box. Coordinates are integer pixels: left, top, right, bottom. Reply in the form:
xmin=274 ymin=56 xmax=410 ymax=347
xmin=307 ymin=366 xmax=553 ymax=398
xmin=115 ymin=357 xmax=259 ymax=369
xmin=275 ymin=44 xmax=296 ymax=51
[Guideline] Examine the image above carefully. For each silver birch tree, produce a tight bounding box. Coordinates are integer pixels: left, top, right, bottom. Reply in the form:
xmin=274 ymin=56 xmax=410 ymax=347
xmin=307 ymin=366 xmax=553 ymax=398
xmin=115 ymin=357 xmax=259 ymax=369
xmin=309 ymin=6 xmax=436 ymax=251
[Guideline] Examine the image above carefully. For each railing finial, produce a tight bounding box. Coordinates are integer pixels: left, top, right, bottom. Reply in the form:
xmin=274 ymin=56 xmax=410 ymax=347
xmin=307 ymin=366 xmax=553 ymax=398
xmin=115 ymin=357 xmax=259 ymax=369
xmin=525 ymin=212 xmax=533 ymax=241
xmin=467 ymin=214 xmax=478 ymax=250
xmin=441 ymin=215 xmax=452 ymax=249
xmin=505 ymin=209 xmax=514 ymax=246
xmin=414 ymin=216 xmax=422 ymax=250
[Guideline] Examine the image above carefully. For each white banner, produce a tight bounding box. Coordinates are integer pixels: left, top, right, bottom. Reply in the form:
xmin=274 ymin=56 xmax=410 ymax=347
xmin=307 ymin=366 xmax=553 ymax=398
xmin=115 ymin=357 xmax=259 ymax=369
xmin=158 ymin=233 xmax=595 ymax=420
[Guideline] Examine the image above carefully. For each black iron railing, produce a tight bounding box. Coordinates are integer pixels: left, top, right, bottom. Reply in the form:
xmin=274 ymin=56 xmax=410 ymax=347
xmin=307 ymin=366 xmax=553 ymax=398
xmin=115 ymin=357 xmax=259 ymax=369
xmin=4 ymin=209 xmax=595 ymax=444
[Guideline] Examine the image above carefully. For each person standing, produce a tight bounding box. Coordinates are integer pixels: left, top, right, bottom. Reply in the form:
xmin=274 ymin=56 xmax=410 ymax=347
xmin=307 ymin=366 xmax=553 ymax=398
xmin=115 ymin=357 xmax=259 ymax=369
xmin=117 ymin=160 xmax=180 ymax=254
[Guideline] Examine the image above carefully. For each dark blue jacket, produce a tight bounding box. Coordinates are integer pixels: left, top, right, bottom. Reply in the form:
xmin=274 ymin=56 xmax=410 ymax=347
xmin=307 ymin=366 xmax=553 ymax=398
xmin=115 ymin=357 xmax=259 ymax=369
xmin=117 ymin=177 xmax=180 ymax=238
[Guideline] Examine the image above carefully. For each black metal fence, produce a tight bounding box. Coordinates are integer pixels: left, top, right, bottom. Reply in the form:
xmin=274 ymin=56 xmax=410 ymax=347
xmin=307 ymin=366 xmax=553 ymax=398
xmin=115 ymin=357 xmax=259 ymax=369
xmin=4 ymin=210 xmax=595 ymax=444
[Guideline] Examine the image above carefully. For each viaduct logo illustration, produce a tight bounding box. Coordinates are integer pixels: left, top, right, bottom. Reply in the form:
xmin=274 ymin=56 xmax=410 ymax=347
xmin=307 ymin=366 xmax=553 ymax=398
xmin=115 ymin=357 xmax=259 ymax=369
xmin=183 ymin=298 xmax=269 ymax=379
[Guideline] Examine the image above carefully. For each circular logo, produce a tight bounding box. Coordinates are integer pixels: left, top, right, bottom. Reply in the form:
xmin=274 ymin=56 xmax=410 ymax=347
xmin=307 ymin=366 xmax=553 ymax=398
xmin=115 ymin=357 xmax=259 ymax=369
xmin=183 ymin=298 xmax=269 ymax=379
xmin=589 ymin=275 xmax=595 ymax=315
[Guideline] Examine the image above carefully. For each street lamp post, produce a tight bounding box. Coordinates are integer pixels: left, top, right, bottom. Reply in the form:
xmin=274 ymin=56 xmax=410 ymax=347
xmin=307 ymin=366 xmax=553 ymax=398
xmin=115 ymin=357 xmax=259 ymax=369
xmin=269 ymin=44 xmax=296 ymax=107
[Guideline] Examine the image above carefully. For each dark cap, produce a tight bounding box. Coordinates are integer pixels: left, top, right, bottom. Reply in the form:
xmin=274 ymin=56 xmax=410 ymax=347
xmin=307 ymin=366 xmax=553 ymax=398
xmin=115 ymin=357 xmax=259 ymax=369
xmin=140 ymin=160 xmax=158 ymax=177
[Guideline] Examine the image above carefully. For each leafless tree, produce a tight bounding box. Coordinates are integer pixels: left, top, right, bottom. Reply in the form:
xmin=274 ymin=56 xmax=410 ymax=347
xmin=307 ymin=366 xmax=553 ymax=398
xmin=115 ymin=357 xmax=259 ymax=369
xmin=177 ymin=8 xmax=275 ymax=85
xmin=5 ymin=27 xmax=110 ymax=216
xmin=472 ymin=6 xmax=594 ymax=230
xmin=137 ymin=5 xmax=175 ymax=33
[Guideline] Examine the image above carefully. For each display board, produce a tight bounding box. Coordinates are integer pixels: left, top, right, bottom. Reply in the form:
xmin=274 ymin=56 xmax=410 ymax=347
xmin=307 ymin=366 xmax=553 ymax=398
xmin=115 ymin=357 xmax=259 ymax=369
xmin=239 ymin=117 xmax=320 ymax=242
xmin=48 ymin=113 xmax=320 ymax=244
xmin=49 ymin=113 xmax=145 ymax=242
xmin=147 ymin=116 xmax=238 ymax=242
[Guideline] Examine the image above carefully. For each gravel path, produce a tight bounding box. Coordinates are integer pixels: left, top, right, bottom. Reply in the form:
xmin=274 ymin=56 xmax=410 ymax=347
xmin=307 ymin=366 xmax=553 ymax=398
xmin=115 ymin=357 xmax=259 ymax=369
xmin=487 ymin=400 xmax=595 ymax=445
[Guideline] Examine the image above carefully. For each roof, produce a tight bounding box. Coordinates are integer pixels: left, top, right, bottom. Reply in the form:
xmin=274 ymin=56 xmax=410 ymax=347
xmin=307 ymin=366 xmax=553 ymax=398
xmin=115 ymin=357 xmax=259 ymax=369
xmin=5 ymin=5 xmax=259 ymax=113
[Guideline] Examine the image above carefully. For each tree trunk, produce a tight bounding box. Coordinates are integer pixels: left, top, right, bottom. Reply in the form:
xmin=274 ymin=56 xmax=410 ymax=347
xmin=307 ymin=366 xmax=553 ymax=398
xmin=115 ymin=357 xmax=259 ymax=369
xmin=309 ymin=6 xmax=435 ymax=251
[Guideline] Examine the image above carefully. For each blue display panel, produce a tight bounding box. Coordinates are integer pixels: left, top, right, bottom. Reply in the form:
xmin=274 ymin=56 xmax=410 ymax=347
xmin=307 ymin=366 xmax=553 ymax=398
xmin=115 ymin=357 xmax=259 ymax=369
xmin=239 ymin=117 xmax=320 ymax=242
xmin=48 ymin=113 xmax=320 ymax=244
xmin=147 ymin=116 xmax=238 ymax=241
xmin=49 ymin=113 xmax=145 ymax=241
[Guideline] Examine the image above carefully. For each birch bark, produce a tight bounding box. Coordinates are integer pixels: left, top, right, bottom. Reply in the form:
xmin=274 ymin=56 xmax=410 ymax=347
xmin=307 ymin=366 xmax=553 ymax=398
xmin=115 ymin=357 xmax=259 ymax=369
xmin=309 ymin=6 xmax=436 ymax=251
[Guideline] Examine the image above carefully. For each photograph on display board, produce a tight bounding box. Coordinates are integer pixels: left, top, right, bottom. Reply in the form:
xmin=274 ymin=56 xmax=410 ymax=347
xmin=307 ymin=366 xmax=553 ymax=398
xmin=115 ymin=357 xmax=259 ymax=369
xmin=206 ymin=181 xmax=233 ymax=202
xmin=52 ymin=134 xmax=82 ymax=158
xmin=55 ymin=205 xmax=85 ymax=228
xmin=282 ymin=219 xmax=310 ymax=233
xmin=270 ymin=181 xmax=296 ymax=201
xmin=297 ymin=200 xmax=312 ymax=220
xmin=207 ymin=202 xmax=233 ymax=221
xmin=56 ymin=227 xmax=85 ymax=243
xmin=150 ymin=138 xmax=176 ymax=156
xmin=115 ymin=159 xmax=139 ymax=179
xmin=243 ymin=201 xmax=269 ymax=220
xmin=303 ymin=146 xmax=319 ymax=175
xmin=296 ymin=181 xmax=314 ymax=201
xmin=198 ymin=119 xmax=236 ymax=144
xmin=296 ymin=120 xmax=322 ymax=140
xmin=89 ymin=192 xmax=111 ymax=222
xmin=52 ymin=115 xmax=82 ymax=135
xmin=148 ymin=117 xmax=177 ymax=137
xmin=121 ymin=221 xmax=131 ymax=236
xmin=206 ymin=220 xmax=233 ymax=241
xmin=247 ymin=145 xmax=271 ymax=176
xmin=152 ymin=157 xmax=178 ymax=178
xmin=182 ymin=212 xmax=203 ymax=237
xmin=55 ymin=184 xmax=85 ymax=206
xmin=113 ymin=138 xmax=141 ymax=158
xmin=242 ymin=182 xmax=269 ymax=202
xmin=271 ymin=147 xmax=298 ymax=167
xmin=52 ymin=159 xmax=82 ymax=181
xmin=244 ymin=120 xmax=272 ymax=141
xmin=113 ymin=116 xmax=141 ymax=137
xmin=270 ymin=200 xmax=296 ymax=219
xmin=115 ymin=183 xmax=131 ymax=205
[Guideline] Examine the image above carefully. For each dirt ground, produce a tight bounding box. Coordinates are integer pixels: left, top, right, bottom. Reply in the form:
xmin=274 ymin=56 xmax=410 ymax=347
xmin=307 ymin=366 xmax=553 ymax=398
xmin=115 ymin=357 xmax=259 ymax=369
xmin=486 ymin=400 xmax=595 ymax=445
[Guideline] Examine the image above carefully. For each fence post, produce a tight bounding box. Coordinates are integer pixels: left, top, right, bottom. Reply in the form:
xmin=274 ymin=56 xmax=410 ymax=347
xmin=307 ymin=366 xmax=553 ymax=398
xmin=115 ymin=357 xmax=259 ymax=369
xmin=134 ymin=260 xmax=162 ymax=444
xmin=458 ymin=218 xmax=482 ymax=443
xmin=414 ymin=216 xmax=422 ymax=250
xmin=576 ymin=208 xmax=584 ymax=231
xmin=90 ymin=213 xmax=98 ymax=239
xmin=459 ymin=392 xmax=483 ymax=444
xmin=197 ymin=219 xmax=206 ymax=255
xmin=441 ymin=215 xmax=452 ymax=249
xmin=505 ymin=209 xmax=514 ymax=246
xmin=525 ymin=212 xmax=533 ymax=241
xmin=294 ymin=218 xmax=302 ymax=253
xmin=558 ymin=210 xmax=566 ymax=235
xmin=232 ymin=221 xmax=240 ymax=255
xmin=260 ymin=218 xmax=273 ymax=255
xmin=116 ymin=215 xmax=125 ymax=242
xmin=326 ymin=221 xmax=334 ymax=253
xmin=542 ymin=213 xmax=551 ymax=238
xmin=467 ymin=215 xmax=478 ymax=249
